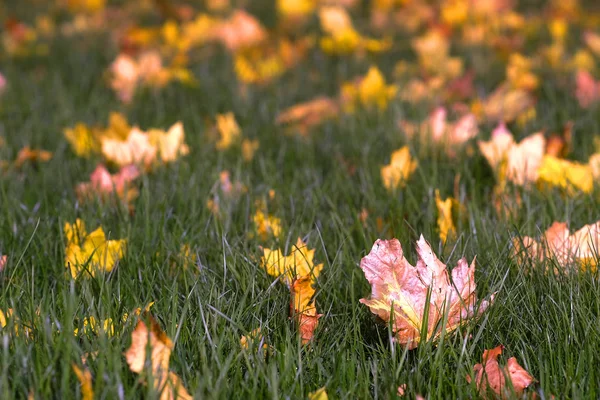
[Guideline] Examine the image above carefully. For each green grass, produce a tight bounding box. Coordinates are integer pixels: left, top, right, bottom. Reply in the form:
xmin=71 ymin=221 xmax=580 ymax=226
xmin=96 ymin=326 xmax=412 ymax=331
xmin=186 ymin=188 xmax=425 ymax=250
xmin=1 ymin=1 xmax=600 ymax=399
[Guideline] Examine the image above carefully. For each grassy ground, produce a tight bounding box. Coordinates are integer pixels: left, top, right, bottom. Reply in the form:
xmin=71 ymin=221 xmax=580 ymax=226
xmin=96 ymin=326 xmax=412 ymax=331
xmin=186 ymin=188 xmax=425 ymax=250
xmin=1 ymin=1 xmax=600 ymax=399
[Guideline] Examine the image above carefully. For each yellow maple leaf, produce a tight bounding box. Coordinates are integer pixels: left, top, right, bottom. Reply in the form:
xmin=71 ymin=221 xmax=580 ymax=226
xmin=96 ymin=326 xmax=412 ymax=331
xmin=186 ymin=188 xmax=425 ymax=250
xmin=435 ymin=190 xmax=456 ymax=244
xmin=308 ymin=387 xmax=328 ymax=400
xmin=74 ymin=316 xmax=115 ymax=336
xmin=341 ymin=66 xmax=397 ymax=111
xmin=537 ymin=155 xmax=593 ymax=194
xmin=214 ymin=113 xmax=241 ymax=150
xmin=72 ymin=364 xmax=94 ymax=400
xmin=64 ymin=123 xmax=99 ymax=157
xmin=125 ymin=315 xmax=192 ymax=400
xmin=253 ymin=209 xmax=282 ymax=240
xmin=261 ymin=238 xmax=323 ymax=286
xmin=380 ymin=146 xmax=418 ymax=191
xmin=64 ymin=219 xmax=126 ymax=278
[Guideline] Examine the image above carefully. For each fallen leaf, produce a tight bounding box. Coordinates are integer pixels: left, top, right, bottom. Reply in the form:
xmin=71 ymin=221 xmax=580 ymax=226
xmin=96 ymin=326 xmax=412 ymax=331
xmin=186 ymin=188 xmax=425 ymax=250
xmin=14 ymin=147 xmax=52 ymax=168
xmin=125 ymin=315 xmax=192 ymax=400
xmin=0 ymin=255 xmax=6 ymax=272
xmin=214 ymin=112 xmax=241 ymax=150
xmin=72 ymin=364 xmax=94 ymax=400
xmin=340 ymin=66 xmax=397 ymax=112
xmin=308 ymin=387 xmax=328 ymax=400
xmin=261 ymin=238 xmax=323 ymax=287
xmin=380 ymin=146 xmax=418 ymax=191
xmin=478 ymin=127 xmax=545 ymax=187
xmin=467 ymin=345 xmax=535 ymax=399
xmin=481 ymin=84 xmax=535 ymax=124
xmin=253 ymin=209 xmax=282 ymax=240
xmin=64 ymin=219 xmax=126 ymax=278
xmin=212 ymin=10 xmax=267 ymax=52
xmin=74 ymin=316 xmax=115 ymax=336
xmin=359 ymin=236 xmax=492 ymax=349
xmin=276 ymin=96 xmax=339 ymax=135
xmin=514 ymin=221 xmax=600 ymax=271
xmin=574 ymin=70 xmax=600 ymax=109
xmin=240 ymin=328 xmax=270 ymax=355
xmin=291 ymin=275 xmax=322 ymax=343
xmin=435 ymin=190 xmax=456 ymax=244
xmin=537 ymin=155 xmax=593 ymax=194
xmin=241 ymin=139 xmax=259 ymax=161
xmin=76 ymin=164 xmax=140 ymax=204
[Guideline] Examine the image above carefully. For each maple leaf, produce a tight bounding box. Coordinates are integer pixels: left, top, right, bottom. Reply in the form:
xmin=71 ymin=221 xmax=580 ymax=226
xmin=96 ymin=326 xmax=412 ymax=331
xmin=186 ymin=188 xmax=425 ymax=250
xmin=212 ymin=10 xmax=267 ymax=52
xmin=241 ymin=139 xmax=259 ymax=161
xmin=537 ymin=155 xmax=593 ymax=194
xmin=341 ymin=66 xmax=397 ymax=111
xmin=574 ymin=70 xmax=600 ymax=109
xmin=101 ymin=127 xmax=157 ymax=167
xmin=261 ymin=238 xmax=323 ymax=286
xmin=401 ymin=107 xmax=478 ymax=150
xmin=214 ymin=112 xmax=241 ymax=150
xmin=0 ymin=254 xmax=6 ymax=272
xmin=76 ymin=164 xmax=140 ymax=205
xmin=13 ymin=147 xmax=52 ymax=168
xmin=253 ymin=209 xmax=282 ymax=240
xmin=240 ymin=328 xmax=270 ymax=356
xmin=64 ymin=123 xmax=100 ymax=157
xmin=467 ymin=345 xmax=536 ymax=399
xmin=435 ymin=190 xmax=457 ymax=244
xmin=308 ymin=387 xmax=328 ymax=400
xmin=72 ymin=364 xmax=94 ymax=400
xmin=359 ymin=236 xmax=492 ymax=349
xmin=478 ymin=127 xmax=545 ymax=187
xmin=514 ymin=221 xmax=600 ymax=271
xmin=148 ymin=122 xmax=190 ymax=163
xmin=380 ymin=146 xmax=418 ymax=191
xmin=481 ymin=84 xmax=536 ymax=124
xmin=74 ymin=316 xmax=115 ymax=337
xmin=64 ymin=219 xmax=126 ymax=278
xmin=291 ymin=275 xmax=322 ymax=343
xmin=275 ymin=96 xmax=340 ymax=135
xmin=125 ymin=315 xmax=192 ymax=400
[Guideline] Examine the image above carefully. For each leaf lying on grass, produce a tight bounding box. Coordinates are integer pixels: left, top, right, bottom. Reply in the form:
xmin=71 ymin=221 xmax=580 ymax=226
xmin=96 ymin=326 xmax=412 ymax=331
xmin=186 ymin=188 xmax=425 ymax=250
xmin=514 ymin=220 xmax=600 ymax=272
xmin=467 ymin=345 xmax=536 ymax=399
xmin=64 ymin=219 xmax=127 ymax=278
xmin=125 ymin=315 xmax=192 ymax=400
xmin=359 ymin=235 xmax=493 ymax=349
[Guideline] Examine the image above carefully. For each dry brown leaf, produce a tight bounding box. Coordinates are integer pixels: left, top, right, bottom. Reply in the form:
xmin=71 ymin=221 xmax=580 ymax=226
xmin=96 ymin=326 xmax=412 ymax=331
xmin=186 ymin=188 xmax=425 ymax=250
xmin=514 ymin=221 xmax=600 ymax=271
xmin=467 ymin=345 xmax=536 ymax=399
xmin=359 ymin=236 xmax=492 ymax=349
xmin=125 ymin=316 xmax=192 ymax=400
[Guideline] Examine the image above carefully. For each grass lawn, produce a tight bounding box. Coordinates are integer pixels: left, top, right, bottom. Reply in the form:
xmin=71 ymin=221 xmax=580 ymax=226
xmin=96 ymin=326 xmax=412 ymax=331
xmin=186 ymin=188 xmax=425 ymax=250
xmin=1 ymin=0 xmax=600 ymax=398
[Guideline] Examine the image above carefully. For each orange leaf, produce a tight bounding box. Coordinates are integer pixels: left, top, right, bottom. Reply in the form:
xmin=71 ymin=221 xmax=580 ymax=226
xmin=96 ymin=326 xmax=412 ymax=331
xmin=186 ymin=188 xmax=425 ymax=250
xmin=275 ymin=96 xmax=340 ymax=135
xmin=72 ymin=364 xmax=94 ymax=400
xmin=359 ymin=236 xmax=492 ymax=349
xmin=467 ymin=345 xmax=535 ymax=399
xmin=514 ymin=221 xmax=600 ymax=271
xmin=124 ymin=315 xmax=192 ymax=400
